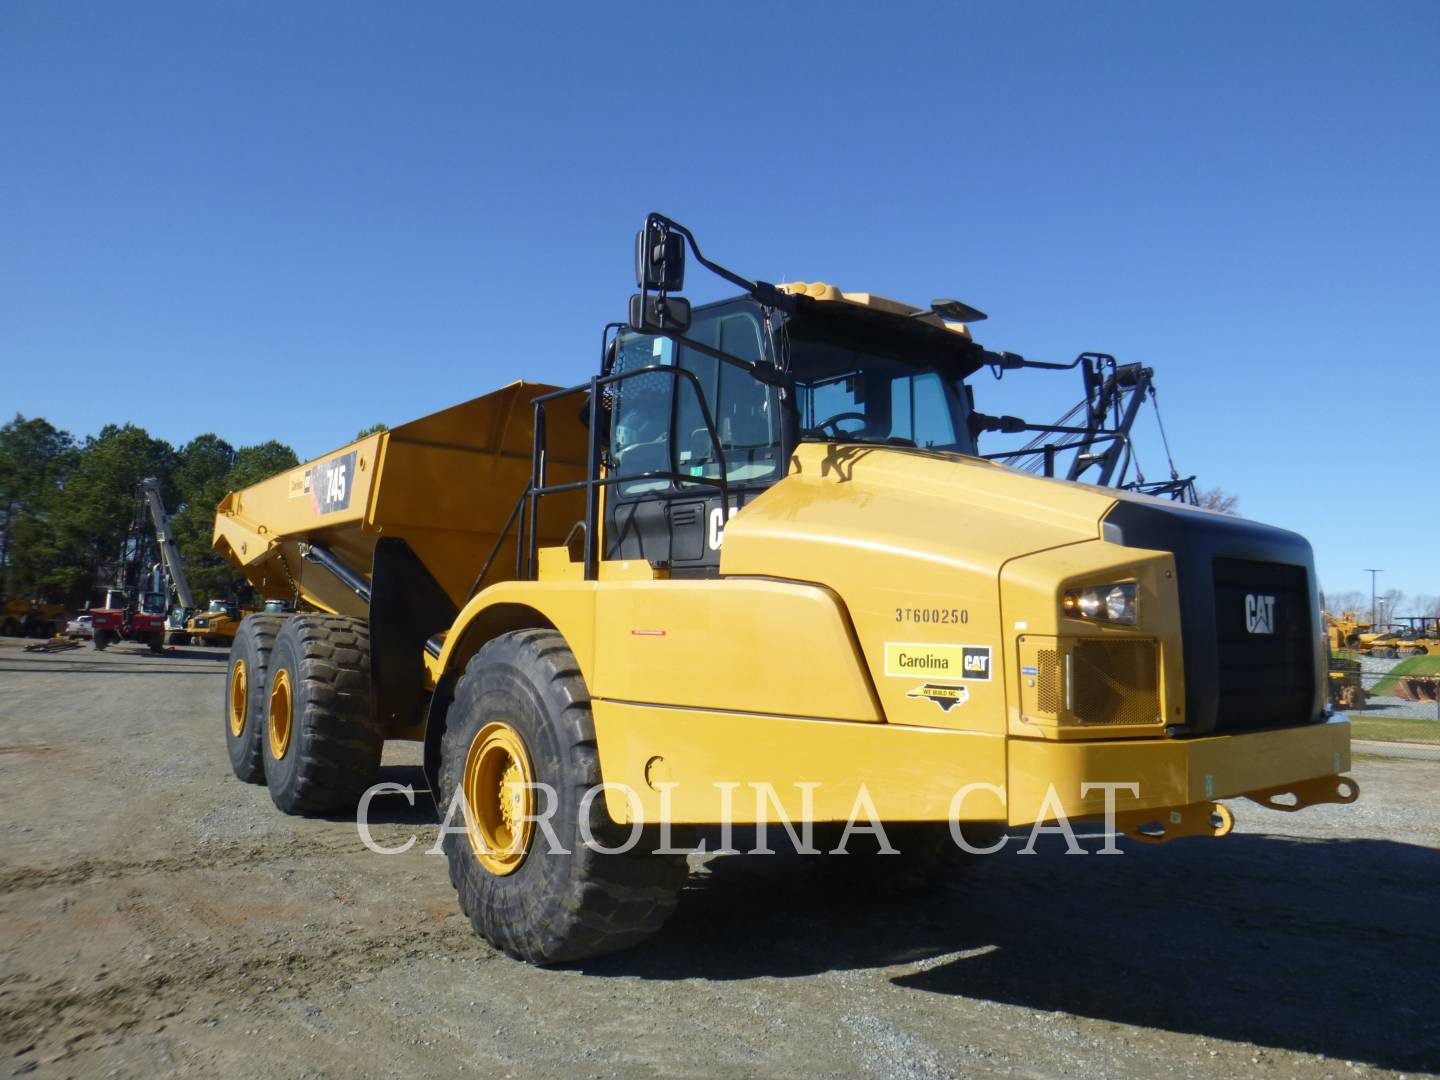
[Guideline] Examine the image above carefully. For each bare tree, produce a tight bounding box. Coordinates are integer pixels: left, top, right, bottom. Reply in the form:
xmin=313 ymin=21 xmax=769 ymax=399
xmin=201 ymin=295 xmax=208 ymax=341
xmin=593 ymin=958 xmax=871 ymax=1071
xmin=1322 ymin=589 xmax=1367 ymax=615
xmin=1377 ymin=588 xmax=1406 ymax=625
xmin=1411 ymin=594 xmax=1440 ymax=618
xmin=1195 ymin=487 xmax=1239 ymax=514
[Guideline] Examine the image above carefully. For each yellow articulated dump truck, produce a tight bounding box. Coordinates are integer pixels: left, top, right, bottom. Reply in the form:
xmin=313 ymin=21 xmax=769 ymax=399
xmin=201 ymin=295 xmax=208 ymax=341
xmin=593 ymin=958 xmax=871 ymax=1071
xmin=185 ymin=599 xmax=247 ymax=646
xmin=213 ymin=213 xmax=1356 ymax=964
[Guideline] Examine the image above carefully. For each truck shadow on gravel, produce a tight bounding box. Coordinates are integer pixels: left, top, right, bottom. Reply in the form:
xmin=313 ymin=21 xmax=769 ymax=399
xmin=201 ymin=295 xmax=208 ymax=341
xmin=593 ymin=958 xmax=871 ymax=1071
xmin=582 ymin=833 xmax=1440 ymax=1073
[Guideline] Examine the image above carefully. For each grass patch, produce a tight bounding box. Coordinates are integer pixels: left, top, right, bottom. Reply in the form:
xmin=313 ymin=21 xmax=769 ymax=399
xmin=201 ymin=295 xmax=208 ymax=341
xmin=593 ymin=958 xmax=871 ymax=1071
xmin=1349 ymin=715 xmax=1440 ymax=744
xmin=1370 ymin=653 xmax=1440 ymax=696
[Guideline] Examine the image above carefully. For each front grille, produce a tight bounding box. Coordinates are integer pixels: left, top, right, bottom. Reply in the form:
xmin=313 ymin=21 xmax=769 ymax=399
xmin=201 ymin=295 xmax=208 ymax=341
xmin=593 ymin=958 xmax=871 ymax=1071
xmin=1036 ymin=649 xmax=1061 ymax=713
xmin=1029 ymin=640 xmax=1159 ymax=727
xmin=1071 ymin=639 xmax=1160 ymax=726
xmin=1212 ymin=557 xmax=1314 ymax=731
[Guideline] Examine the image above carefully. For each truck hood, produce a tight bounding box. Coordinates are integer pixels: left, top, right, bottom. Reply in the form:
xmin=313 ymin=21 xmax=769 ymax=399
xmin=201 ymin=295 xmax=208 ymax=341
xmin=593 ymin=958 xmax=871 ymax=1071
xmin=721 ymin=443 xmax=1116 ymax=578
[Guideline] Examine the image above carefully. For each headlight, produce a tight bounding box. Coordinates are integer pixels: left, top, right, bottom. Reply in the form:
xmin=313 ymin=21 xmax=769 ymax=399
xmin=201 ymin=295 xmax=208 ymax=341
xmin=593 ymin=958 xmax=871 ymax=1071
xmin=1062 ymin=583 xmax=1137 ymax=625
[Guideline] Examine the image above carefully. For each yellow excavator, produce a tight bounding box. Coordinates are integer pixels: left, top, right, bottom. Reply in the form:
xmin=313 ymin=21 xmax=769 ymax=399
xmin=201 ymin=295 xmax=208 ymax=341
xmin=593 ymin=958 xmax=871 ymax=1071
xmin=212 ymin=213 xmax=1356 ymax=964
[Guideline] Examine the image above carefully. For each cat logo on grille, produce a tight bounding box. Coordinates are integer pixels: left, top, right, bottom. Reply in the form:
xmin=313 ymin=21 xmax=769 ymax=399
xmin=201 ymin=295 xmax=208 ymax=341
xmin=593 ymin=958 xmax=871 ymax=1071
xmin=1245 ymin=593 xmax=1277 ymax=634
xmin=906 ymin=683 xmax=970 ymax=712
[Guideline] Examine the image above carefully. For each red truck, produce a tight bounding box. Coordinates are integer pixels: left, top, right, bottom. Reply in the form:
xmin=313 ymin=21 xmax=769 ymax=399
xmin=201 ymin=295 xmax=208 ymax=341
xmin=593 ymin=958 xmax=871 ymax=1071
xmin=89 ymin=586 xmax=167 ymax=653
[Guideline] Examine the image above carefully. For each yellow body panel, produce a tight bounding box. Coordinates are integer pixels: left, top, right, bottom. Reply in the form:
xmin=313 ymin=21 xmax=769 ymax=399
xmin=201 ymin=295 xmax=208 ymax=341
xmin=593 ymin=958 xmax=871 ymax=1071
xmin=591 ymin=700 xmax=1007 ymax=824
xmin=720 ymin=444 xmax=1115 ymax=733
xmin=1006 ymin=719 xmax=1351 ymax=825
xmin=592 ymin=578 xmax=881 ymax=722
xmin=588 ymin=701 xmax=1350 ymax=829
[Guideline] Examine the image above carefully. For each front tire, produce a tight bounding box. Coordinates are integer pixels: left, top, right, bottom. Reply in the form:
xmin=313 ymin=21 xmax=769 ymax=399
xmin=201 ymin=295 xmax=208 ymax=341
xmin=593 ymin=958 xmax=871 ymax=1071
xmin=262 ymin=615 xmax=383 ymax=814
xmin=93 ymin=629 xmax=112 ymax=651
xmin=438 ymin=629 xmax=687 ymax=965
xmin=225 ymin=615 xmax=285 ymax=783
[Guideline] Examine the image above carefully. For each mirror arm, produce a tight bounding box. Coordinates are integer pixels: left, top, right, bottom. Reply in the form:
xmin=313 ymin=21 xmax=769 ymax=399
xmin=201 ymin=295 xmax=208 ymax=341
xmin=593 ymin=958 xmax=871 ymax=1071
xmin=646 ymin=212 xmax=799 ymax=317
xmin=982 ymin=350 xmax=1111 ymax=373
xmin=969 ymin=413 xmax=1103 ymax=438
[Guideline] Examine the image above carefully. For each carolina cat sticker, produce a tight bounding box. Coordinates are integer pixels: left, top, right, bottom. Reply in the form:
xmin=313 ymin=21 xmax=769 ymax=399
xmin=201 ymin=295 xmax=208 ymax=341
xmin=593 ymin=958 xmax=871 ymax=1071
xmin=907 ymin=683 xmax=970 ymax=712
xmin=884 ymin=643 xmax=992 ymax=681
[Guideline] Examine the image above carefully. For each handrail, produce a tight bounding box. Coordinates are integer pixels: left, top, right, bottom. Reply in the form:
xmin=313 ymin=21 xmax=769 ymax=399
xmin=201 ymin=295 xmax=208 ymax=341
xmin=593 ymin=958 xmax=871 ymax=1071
xmin=469 ymin=361 xmax=734 ymax=592
xmin=531 ymin=363 xmax=731 ymax=581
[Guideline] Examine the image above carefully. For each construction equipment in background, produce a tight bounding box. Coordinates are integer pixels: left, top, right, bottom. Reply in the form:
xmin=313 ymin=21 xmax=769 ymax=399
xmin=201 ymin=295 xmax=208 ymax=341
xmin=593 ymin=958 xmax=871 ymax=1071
xmin=88 ymin=581 xmax=168 ymax=652
xmin=0 ymin=598 xmax=68 ymax=639
xmin=88 ymin=485 xmax=177 ymax=652
xmin=185 ymin=598 xmax=249 ymax=646
xmin=1348 ymin=622 xmax=1440 ymax=659
xmin=1327 ymin=655 xmax=1367 ymax=710
xmin=1390 ymin=616 xmax=1440 ymax=658
xmin=1324 ymin=611 xmax=1374 ymax=651
xmin=982 ymin=352 xmax=1198 ymax=503
xmin=212 ymin=212 xmax=1356 ymax=965
xmin=139 ymin=476 xmax=197 ymax=619
xmin=1358 ymin=629 xmax=1408 ymax=659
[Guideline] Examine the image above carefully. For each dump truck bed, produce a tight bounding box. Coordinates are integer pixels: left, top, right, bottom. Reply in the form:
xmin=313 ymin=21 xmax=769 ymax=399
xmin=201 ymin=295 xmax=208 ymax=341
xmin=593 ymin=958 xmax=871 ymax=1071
xmin=213 ymin=381 xmax=589 ymax=616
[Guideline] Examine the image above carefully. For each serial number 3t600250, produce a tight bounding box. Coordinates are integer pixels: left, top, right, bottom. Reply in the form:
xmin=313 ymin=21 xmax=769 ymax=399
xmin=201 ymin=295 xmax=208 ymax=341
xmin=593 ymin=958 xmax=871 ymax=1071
xmin=894 ymin=607 xmax=968 ymax=625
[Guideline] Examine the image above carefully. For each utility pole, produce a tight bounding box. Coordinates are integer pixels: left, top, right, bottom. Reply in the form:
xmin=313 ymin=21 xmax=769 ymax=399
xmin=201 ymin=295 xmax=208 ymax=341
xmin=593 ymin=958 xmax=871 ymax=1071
xmin=1364 ymin=568 xmax=1383 ymax=628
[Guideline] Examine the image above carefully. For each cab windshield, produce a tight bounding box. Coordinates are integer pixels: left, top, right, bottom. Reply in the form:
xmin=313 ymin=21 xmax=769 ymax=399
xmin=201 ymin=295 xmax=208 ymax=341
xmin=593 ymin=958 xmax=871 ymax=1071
xmin=141 ymin=593 xmax=167 ymax=615
xmin=608 ymin=299 xmax=976 ymax=498
xmin=207 ymin=600 xmax=228 ymax=613
xmin=788 ymin=331 xmax=974 ymax=453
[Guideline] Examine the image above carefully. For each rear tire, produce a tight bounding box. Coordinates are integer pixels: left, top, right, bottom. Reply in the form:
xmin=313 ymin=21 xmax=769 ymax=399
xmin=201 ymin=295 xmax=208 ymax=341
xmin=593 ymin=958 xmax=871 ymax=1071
xmin=93 ymin=630 xmax=111 ymax=651
xmin=225 ymin=615 xmax=285 ymax=783
xmin=439 ymin=629 xmax=687 ymax=965
xmin=262 ymin=615 xmax=384 ymax=814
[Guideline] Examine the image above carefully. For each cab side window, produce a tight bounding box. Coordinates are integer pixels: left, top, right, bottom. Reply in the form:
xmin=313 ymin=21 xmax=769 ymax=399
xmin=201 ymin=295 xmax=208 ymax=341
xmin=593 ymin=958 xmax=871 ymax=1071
xmin=609 ymin=304 xmax=782 ymax=496
xmin=610 ymin=334 xmax=678 ymax=496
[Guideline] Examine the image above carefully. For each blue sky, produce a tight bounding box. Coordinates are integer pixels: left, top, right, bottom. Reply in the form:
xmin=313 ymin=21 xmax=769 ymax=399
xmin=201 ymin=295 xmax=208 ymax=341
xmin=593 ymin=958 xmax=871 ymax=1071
xmin=2 ymin=2 xmax=1436 ymax=602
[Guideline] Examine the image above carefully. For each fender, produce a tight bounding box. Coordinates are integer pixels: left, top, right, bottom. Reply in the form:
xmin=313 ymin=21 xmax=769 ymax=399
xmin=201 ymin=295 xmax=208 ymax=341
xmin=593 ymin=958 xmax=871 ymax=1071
xmin=421 ymin=581 xmax=600 ymax=801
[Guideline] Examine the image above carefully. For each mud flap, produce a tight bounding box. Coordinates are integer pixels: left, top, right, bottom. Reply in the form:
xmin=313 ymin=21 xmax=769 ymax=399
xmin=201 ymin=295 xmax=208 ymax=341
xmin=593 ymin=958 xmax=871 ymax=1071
xmin=369 ymin=537 xmax=458 ymax=736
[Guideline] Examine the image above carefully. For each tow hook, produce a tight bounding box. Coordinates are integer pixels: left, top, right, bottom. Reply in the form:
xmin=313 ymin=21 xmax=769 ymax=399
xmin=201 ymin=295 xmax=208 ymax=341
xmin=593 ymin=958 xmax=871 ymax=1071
xmin=1241 ymin=774 xmax=1360 ymax=813
xmin=1113 ymin=800 xmax=1235 ymax=844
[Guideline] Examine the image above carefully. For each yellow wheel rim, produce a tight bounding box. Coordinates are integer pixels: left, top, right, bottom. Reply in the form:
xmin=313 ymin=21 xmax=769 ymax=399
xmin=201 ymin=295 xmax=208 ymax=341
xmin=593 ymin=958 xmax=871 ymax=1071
xmin=228 ymin=659 xmax=248 ymax=738
xmin=268 ymin=667 xmax=293 ymax=760
xmin=462 ymin=722 xmax=535 ymax=876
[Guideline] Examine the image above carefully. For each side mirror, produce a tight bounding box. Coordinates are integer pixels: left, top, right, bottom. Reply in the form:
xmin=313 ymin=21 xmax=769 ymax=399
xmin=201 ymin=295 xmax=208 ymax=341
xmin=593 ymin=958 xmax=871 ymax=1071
xmin=628 ymin=293 xmax=692 ymax=335
xmin=635 ymin=221 xmax=685 ymax=292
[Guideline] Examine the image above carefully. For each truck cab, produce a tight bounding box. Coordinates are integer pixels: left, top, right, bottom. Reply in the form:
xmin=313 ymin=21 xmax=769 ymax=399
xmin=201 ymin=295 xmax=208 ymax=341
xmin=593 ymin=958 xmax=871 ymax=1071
xmin=603 ymin=289 xmax=978 ymax=577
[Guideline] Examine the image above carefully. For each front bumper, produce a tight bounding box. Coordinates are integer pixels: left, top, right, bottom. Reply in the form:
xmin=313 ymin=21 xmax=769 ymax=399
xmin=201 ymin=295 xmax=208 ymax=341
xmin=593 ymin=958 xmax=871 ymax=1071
xmin=1006 ymin=718 xmax=1351 ymax=826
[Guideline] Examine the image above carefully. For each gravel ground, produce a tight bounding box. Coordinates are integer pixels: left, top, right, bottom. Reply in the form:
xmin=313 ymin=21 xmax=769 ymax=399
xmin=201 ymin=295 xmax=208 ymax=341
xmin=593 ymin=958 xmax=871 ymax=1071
xmin=1 ymin=636 xmax=1438 ymax=1078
